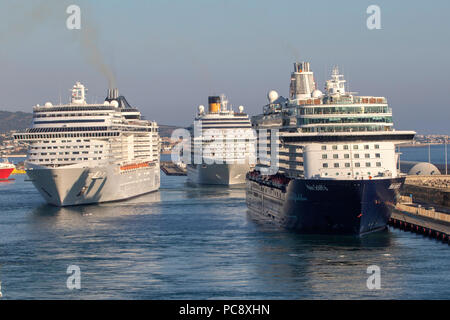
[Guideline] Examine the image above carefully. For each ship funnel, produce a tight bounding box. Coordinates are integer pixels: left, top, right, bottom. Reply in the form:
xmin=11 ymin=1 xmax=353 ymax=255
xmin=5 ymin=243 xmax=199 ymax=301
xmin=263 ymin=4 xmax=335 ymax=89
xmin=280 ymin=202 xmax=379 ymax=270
xmin=107 ymin=88 xmax=119 ymax=99
xmin=289 ymin=61 xmax=316 ymax=100
xmin=208 ymin=96 xmax=221 ymax=113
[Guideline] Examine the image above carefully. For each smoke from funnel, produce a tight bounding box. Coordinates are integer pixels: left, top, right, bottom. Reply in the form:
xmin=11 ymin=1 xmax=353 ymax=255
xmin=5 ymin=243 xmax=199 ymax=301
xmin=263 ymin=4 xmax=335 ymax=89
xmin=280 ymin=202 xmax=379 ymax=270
xmin=80 ymin=22 xmax=117 ymax=89
xmin=283 ymin=42 xmax=301 ymax=61
xmin=0 ymin=0 xmax=117 ymax=90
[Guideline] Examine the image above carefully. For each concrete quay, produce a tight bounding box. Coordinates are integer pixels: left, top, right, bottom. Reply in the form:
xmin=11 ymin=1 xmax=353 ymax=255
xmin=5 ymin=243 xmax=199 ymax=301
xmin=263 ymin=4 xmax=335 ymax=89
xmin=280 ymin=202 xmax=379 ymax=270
xmin=390 ymin=195 xmax=450 ymax=244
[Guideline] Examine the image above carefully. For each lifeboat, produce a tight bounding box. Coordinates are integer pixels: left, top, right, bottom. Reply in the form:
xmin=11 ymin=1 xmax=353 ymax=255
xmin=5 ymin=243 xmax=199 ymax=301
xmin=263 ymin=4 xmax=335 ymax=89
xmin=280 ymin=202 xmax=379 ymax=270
xmin=120 ymin=162 xmax=150 ymax=171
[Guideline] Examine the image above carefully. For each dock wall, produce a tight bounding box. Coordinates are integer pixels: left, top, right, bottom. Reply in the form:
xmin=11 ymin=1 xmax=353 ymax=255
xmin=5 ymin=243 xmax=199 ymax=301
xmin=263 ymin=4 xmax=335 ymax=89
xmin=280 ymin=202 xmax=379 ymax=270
xmin=401 ymin=176 xmax=450 ymax=208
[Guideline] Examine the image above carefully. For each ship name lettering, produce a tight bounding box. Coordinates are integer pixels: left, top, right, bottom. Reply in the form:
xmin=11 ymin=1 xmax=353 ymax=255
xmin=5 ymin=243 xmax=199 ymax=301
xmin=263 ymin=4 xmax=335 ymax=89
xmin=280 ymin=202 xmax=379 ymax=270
xmin=305 ymin=184 xmax=329 ymax=191
xmin=388 ymin=183 xmax=401 ymax=190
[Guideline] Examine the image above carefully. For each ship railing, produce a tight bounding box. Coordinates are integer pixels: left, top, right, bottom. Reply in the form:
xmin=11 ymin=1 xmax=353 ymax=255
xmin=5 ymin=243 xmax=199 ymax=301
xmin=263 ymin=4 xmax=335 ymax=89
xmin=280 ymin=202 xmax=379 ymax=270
xmin=247 ymin=171 xmax=291 ymax=191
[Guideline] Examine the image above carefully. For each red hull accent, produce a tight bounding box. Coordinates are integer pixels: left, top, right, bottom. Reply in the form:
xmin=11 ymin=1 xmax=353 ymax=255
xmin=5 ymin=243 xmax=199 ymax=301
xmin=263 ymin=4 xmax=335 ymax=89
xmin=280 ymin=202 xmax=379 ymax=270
xmin=0 ymin=168 xmax=14 ymax=180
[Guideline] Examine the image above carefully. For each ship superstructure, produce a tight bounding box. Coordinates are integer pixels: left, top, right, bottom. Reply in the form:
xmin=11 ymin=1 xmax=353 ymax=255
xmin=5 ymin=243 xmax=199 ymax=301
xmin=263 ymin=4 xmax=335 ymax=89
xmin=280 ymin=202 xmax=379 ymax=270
xmin=185 ymin=95 xmax=256 ymax=185
xmin=14 ymin=82 xmax=160 ymax=206
xmin=247 ymin=62 xmax=415 ymax=235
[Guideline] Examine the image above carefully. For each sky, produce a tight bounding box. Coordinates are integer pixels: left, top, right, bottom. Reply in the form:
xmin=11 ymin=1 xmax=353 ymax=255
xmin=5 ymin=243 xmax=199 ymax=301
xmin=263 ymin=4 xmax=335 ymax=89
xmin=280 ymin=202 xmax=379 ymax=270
xmin=0 ymin=0 xmax=449 ymax=134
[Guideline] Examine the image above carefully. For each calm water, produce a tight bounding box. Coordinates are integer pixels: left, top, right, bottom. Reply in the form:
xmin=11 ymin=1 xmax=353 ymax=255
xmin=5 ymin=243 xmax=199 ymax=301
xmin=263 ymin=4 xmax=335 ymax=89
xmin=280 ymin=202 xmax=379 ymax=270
xmin=400 ymin=144 xmax=449 ymax=164
xmin=0 ymin=172 xmax=449 ymax=300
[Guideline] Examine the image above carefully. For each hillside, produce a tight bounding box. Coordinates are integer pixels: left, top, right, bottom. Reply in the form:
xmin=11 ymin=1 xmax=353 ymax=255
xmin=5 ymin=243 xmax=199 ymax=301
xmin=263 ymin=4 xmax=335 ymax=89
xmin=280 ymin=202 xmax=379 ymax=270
xmin=0 ymin=110 xmax=33 ymax=133
xmin=0 ymin=110 xmax=178 ymax=137
xmin=158 ymin=124 xmax=180 ymax=137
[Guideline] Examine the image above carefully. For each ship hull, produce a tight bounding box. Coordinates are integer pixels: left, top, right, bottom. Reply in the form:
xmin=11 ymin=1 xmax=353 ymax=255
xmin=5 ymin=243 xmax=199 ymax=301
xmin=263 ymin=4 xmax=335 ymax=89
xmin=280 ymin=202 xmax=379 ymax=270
xmin=187 ymin=162 xmax=251 ymax=185
xmin=246 ymin=176 xmax=404 ymax=235
xmin=26 ymin=162 xmax=160 ymax=206
xmin=0 ymin=168 xmax=14 ymax=179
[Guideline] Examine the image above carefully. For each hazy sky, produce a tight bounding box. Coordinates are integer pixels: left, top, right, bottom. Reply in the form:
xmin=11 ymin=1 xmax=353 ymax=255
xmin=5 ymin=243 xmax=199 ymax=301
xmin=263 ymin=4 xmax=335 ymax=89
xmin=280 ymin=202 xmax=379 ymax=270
xmin=0 ymin=0 xmax=449 ymax=134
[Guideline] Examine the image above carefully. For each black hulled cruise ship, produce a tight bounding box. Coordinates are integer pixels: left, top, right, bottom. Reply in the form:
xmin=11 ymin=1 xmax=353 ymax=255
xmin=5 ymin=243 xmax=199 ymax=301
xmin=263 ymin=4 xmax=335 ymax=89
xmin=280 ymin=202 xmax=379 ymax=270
xmin=246 ymin=62 xmax=415 ymax=235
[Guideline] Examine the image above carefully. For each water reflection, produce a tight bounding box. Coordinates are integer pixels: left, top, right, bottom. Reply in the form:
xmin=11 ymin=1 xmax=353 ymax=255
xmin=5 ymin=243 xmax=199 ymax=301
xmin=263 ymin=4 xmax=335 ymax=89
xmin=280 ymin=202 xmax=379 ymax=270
xmin=0 ymin=179 xmax=15 ymax=185
xmin=29 ymin=191 xmax=162 ymax=231
xmin=18 ymin=191 xmax=165 ymax=299
xmin=184 ymin=182 xmax=246 ymax=200
xmin=246 ymin=209 xmax=402 ymax=298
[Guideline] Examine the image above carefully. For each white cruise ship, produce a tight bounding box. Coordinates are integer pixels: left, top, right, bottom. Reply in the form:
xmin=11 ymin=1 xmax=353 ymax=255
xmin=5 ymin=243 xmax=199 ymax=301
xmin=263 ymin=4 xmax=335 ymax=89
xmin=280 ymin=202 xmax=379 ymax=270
xmin=246 ymin=62 xmax=416 ymax=235
xmin=185 ymin=95 xmax=256 ymax=185
xmin=14 ymin=82 xmax=160 ymax=206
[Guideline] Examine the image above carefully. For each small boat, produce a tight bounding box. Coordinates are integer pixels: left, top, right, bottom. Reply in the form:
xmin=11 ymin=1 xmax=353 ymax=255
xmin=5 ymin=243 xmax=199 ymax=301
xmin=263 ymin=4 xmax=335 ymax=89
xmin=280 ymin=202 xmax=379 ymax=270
xmin=0 ymin=158 xmax=15 ymax=180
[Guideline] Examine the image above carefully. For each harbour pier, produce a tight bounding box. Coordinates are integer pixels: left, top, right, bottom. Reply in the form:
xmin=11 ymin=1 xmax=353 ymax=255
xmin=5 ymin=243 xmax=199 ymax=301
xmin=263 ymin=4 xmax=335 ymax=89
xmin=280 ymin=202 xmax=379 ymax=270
xmin=160 ymin=161 xmax=186 ymax=176
xmin=390 ymin=188 xmax=450 ymax=244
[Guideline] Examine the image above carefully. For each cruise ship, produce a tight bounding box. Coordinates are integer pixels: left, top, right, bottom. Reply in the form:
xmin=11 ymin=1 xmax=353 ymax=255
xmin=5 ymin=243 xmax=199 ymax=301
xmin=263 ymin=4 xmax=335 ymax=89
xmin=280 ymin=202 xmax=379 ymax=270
xmin=14 ymin=82 xmax=160 ymax=206
xmin=246 ymin=62 xmax=415 ymax=235
xmin=185 ymin=95 xmax=256 ymax=185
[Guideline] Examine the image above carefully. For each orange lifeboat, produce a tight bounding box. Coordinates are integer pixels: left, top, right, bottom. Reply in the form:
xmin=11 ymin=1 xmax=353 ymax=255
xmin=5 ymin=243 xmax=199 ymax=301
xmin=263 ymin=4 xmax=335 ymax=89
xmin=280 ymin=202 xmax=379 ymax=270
xmin=120 ymin=162 xmax=150 ymax=171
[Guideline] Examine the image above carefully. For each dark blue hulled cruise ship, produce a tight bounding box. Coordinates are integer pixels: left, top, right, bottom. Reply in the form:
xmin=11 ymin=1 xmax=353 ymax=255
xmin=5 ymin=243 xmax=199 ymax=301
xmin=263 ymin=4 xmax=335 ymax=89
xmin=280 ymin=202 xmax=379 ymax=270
xmin=246 ymin=62 xmax=415 ymax=235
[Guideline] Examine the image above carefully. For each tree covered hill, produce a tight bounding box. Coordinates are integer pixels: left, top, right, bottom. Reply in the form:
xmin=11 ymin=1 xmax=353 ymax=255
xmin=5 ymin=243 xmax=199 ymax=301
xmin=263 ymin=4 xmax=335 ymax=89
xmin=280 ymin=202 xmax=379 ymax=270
xmin=0 ymin=111 xmax=33 ymax=133
xmin=0 ymin=110 xmax=178 ymax=137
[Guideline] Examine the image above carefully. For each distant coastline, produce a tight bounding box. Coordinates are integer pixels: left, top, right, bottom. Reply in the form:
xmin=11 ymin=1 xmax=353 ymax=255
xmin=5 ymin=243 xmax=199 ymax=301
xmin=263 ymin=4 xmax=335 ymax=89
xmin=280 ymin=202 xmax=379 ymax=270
xmin=398 ymin=143 xmax=446 ymax=148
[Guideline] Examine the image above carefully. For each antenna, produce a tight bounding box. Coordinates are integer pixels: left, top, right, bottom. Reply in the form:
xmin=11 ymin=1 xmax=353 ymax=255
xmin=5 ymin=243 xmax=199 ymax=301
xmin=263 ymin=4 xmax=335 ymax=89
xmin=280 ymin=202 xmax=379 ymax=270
xmin=445 ymin=137 xmax=448 ymax=175
xmin=347 ymin=72 xmax=349 ymax=94
xmin=58 ymin=84 xmax=62 ymax=105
